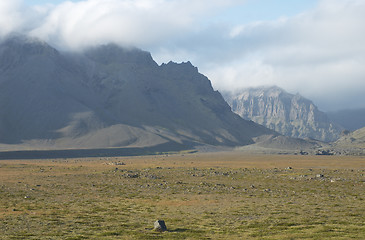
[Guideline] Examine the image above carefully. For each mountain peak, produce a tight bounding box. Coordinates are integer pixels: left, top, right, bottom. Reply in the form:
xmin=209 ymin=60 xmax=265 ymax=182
xmin=162 ymin=61 xmax=198 ymax=72
xmin=0 ymin=34 xmax=58 ymax=57
xmin=224 ymin=85 xmax=343 ymax=142
xmin=83 ymin=43 xmax=157 ymax=67
xmin=233 ymin=86 xmax=286 ymax=98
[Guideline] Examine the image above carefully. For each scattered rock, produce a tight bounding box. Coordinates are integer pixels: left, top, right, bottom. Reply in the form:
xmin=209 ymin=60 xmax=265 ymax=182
xmin=154 ymin=220 xmax=167 ymax=232
xmin=114 ymin=162 xmax=126 ymax=165
xmin=147 ymin=175 xmax=161 ymax=179
xmin=106 ymin=162 xmax=126 ymax=166
xmin=125 ymin=173 xmax=139 ymax=178
xmin=316 ymin=149 xmax=334 ymax=155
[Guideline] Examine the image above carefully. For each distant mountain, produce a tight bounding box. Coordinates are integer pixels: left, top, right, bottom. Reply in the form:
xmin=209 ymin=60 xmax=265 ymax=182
xmin=0 ymin=35 xmax=273 ymax=150
xmin=327 ymin=108 xmax=365 ymax=131
xmin=224 ymin=86 xmax=342 ymax=142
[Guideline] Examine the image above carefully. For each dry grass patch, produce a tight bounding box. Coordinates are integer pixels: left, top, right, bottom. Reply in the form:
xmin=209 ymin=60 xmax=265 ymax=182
xmin=1 ymin=153 xmax=364 ymax=239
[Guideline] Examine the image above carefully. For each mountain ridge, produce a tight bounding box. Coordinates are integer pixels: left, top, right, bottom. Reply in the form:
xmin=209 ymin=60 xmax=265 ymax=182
xmin=0 ymin=35 xmax=274 ymax=150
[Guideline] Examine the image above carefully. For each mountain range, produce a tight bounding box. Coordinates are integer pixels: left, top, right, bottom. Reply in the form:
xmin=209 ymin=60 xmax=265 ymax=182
xmin=0 ymin=35 xmax=273 ymax=151
xmin=224 ymin=86 xmax=343 ymax=142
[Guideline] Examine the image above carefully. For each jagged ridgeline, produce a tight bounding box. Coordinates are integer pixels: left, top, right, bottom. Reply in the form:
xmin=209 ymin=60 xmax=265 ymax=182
xmin=224 ymin=86 xmax=343 ymax=142
xmin=0 ymin=35 xmax=273 ymax=150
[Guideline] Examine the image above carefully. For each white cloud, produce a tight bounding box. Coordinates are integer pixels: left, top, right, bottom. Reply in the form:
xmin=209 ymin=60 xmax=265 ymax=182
xmin=27 ymin=0 xmax=240 ymax=50
xmin=0 ymin=0 xmax=24 ymax=37
xmin=0 ymin=0 xmax=364 ymax=110
xmin=199 ymin=0 xmax=365 ymax=111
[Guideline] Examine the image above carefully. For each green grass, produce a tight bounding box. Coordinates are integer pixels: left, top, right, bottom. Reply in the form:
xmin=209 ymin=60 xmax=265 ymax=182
xmin=0 ymin=154 xmax=364 ymax=239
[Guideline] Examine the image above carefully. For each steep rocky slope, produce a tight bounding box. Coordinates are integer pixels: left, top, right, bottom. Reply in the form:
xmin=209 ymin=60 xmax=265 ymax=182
xmin=334 ymin=127 xmax=365 ymax=149
xmin=0 ymin=35 xmax=273 ymax=150
xmin=224 ymin=86 xmax=342 ymax=142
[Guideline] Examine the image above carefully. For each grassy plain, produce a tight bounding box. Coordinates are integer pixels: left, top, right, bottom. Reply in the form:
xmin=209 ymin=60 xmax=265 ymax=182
xmin=1 ymin=152 xmax=364 ymax=239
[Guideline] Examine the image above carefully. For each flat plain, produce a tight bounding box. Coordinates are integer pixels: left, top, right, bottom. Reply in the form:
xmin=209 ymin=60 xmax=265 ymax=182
xmin=1 ymin=152 xmax=364 ymax=239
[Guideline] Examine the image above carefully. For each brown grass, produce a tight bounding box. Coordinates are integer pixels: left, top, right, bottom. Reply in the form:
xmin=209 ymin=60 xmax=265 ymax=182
xmin=1 ymin=152 xmax=364 ymax=239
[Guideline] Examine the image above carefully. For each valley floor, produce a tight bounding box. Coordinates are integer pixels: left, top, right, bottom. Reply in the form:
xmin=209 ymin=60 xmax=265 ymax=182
xmin=1 ymin=153 xmax=364 ymax=239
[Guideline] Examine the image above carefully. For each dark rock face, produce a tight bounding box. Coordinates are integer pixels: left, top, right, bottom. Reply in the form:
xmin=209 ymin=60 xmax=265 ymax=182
xmin=224 ymin=86 xmax=342 ymax=142
xmin=0 ymin=35 xmax=273 ymax=150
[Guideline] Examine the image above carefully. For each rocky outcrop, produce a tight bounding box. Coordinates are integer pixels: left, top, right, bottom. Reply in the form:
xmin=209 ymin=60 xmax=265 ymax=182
xmin=224 ymin=86 xmax=342 ymax=142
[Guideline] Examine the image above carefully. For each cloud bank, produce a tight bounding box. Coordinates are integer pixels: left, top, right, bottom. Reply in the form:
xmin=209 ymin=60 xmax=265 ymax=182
xmin=204 ymin=0 xmax=365 ymax=111
xmin=1 ymin=0 xmax=365 ymax=111
xmin=31 ymin=0 xmax=240 ymax=50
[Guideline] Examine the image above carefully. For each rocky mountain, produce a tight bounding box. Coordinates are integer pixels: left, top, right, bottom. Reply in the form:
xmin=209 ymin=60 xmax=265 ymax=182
xmin=327 ymin=108 xmax=365 ymax=131
xmin=224 ymin=86 xmax=342 ymax=142
xmin=0 ymin=35 xmax=273 ymax=151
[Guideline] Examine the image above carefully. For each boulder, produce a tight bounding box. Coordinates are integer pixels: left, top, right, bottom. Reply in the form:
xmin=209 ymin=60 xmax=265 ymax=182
xmin=154 ymin=220 xmax=167 ymax=232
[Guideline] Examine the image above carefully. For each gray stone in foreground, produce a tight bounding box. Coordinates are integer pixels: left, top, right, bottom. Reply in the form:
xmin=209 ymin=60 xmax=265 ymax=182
xmin=154 ymin=220 xmax=167 ymax=232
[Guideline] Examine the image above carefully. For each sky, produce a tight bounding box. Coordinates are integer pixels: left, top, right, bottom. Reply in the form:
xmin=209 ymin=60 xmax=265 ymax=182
xmin=1 ymin=0 xmax=365 ymax=111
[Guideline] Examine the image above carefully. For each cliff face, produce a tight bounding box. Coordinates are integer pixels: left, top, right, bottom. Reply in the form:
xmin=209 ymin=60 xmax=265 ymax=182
xmin=224 ymin=86 xmax=342 ymax=142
